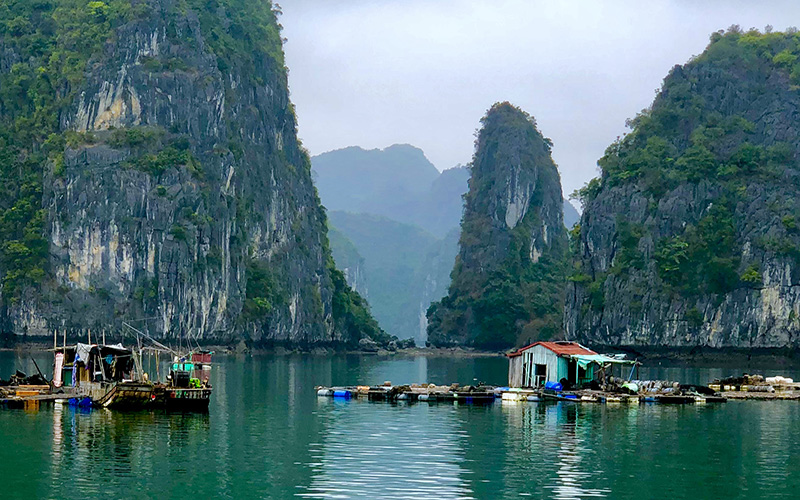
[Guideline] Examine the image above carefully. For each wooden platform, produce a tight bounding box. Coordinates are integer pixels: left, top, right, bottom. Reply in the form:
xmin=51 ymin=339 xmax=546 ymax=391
xmin=1 ymin=386 xmax=76 ymax=409
xmin=317 ymin=384 xmax=497 ymax=404
xmin=721 ymin=391 xmax=800 ymax=400
xmin=315 ymin=383 xmax=735 ymax=405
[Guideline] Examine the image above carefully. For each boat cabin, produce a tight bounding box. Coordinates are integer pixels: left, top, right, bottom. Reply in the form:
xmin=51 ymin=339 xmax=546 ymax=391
xmin=507 ymin=341 xmax=635 ymax=388
xmin=168 ymin=350 xmax=213 ymax=388
xmin=54 ymin=343 xmax=137 ymax=388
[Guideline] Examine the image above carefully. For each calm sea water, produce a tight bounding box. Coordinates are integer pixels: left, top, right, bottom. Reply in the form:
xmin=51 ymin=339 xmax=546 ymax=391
xmin=2 ymin=351 xmax=800 ymax=499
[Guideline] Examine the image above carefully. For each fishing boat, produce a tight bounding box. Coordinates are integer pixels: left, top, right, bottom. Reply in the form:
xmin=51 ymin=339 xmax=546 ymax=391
xmin=122 ymin=323 xmax=214 ymax=412
xmin=151 ymin=351 xmax=214 ymax=411
xmin=48 ymin=322 xmax=214 ymax=411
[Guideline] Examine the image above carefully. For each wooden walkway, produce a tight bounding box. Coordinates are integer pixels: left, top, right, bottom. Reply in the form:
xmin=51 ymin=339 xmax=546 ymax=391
xmin=1 ymin=386 xmax=77 ymax=408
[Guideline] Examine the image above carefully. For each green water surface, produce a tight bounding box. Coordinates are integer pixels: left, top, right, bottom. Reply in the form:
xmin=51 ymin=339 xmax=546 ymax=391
xmin=1 ymin=352 xmax=799 ymax=499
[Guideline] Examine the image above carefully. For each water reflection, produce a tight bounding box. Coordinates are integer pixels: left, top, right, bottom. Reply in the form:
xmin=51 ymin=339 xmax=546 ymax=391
xmin=495 ymin=402 xmax=613 ymax=499
xmin=43 ymin=407 xmax=212 ymax=496
xmin=300 ymin=399 xmax=473 ymax=499
xmin=548 ymin=406 xmax=610 ymax=499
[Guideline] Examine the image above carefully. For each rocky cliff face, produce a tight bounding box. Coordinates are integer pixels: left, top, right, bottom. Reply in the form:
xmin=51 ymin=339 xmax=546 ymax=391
xmin=0 ymin=0 xmax=385 ymax=346
xmin=328 ymin=226 xmax=368 ymax=298
xmin=417 ymin=228 xmax=459 ymax=345
xmin=427 ymin=102 xmax=568 ymax=349
xmin=567 ymin=29 xmax=800 ymax=349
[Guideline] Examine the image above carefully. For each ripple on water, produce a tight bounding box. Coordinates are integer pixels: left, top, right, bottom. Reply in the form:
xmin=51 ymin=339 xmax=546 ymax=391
xmin=298 ymin=401 xmax=474 ymax=499
xmin=4 ymin=354 xmax=800 ymax=500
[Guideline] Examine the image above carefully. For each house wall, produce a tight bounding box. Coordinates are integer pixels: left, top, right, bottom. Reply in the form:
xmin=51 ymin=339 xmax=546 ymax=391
xmin=555 ymin=357 xmax=568 ymax=383
xmin=509 ymin=356 xmax=523 ymax=387
xmin=513 ymin=346 xmax=565 ymax=387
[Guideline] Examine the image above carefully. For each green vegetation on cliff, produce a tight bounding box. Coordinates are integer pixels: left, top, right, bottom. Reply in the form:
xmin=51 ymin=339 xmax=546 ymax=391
xmin=328 ymin=256 xmax=390 ymax=347
xmin=590 ymin=28 xmax=800 ymax=194
xmin=568 ymin=27 xmax=800 ymax=347
xmin=427 ymin=102 xmax=568 ymax=350
xmin=0 ymin=0 xmax=383 ymax=346
xmin=0 ymin=0 xmax=133 ymax=297
xmin=573 ymin=28 xmax=800 ymax=299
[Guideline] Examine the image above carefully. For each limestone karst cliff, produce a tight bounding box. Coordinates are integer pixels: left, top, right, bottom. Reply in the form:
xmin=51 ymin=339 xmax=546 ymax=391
xmin=0 ymin=0 xmax=386 ymax=346
xmin=427 ymin=102 xmax=568 ymax=350
xmin=315 ymin=144 xmax=581 ymax=344
xmin=567 ymin=28 xmax=800 ymax=349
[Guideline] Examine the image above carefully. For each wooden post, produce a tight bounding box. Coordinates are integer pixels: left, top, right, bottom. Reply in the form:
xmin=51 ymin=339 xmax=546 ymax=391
xmin=53 ymin=329 xmax=57 ymax=350
xmin=102 ymin=330 xmax=106 ymax=345
xmin=88 ymin=329 xmax=91 ymax=345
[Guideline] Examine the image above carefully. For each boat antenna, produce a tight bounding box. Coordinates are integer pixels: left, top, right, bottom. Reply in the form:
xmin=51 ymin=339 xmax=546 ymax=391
xmin=122 ymin=322 xmax=177 ymax=356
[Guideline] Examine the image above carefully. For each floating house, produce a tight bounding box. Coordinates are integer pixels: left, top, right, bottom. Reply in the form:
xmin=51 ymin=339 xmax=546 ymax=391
xmin=55 ymin=343 xmax=154 ymax=408
xmin=507 ymin=341 xmax=635 ymax=388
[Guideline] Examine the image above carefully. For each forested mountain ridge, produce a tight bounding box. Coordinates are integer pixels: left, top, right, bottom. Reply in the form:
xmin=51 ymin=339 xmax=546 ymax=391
xmin=313 ymin=145 xmax=466 ymax=238
xmin=0 ymin=0 xmax=387 ymax=347
xmin=313 ymin=147 xmax=466 ymax=342
xmin=327 ymin=211 xmax=456 ymax=344
xmin=567 ymin=28 xmax=800 ymax=348
xmin=427 ymin=102 xmax=568 ymax=350
xmin=315 ymin=144 xmax=576 ymax=343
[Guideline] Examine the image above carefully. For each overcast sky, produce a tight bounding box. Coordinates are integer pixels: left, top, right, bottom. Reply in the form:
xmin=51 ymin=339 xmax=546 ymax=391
xmin=279 ymin=0 xmax=800 ymax=201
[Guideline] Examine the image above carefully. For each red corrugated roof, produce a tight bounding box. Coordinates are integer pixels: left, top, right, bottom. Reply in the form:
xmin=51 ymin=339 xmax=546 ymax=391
xmin=507 ymin=341 xmax=597 ymax=358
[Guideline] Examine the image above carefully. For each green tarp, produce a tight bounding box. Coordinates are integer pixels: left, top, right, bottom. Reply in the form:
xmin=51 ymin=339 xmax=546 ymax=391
xmin=571 ymin=354 xmax=636 ymax=369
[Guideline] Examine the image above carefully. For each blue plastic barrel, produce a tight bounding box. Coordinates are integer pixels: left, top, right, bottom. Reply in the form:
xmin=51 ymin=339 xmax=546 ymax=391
xmin=333 ymin=390 xmax=352 ymax=399
xmin=544 ymin=381 xmax=563 ymax=392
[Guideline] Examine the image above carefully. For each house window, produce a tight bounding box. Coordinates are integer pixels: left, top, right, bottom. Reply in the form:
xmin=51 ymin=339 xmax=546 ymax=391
xmin=534 ymin=364 xmax=547 ymax=387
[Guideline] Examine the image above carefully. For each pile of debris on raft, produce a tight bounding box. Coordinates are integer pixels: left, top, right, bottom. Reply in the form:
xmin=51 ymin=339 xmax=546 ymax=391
xmin=600 ymin=377 xmax=721 ymax=403
xmin=1 ymin=370 xmax=55 ymax=408
xmin=709 ymin=374 xmax=800 ymax=400
xmin=502 ymin=377 xmax=725 ymax=404
xmin=0 ymin=370 xmax=49 ymax=387
xmin=316 ymin=382 xmax=496 ymax=403
xmin=1 ymin=370 xmax=50 ymax=398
